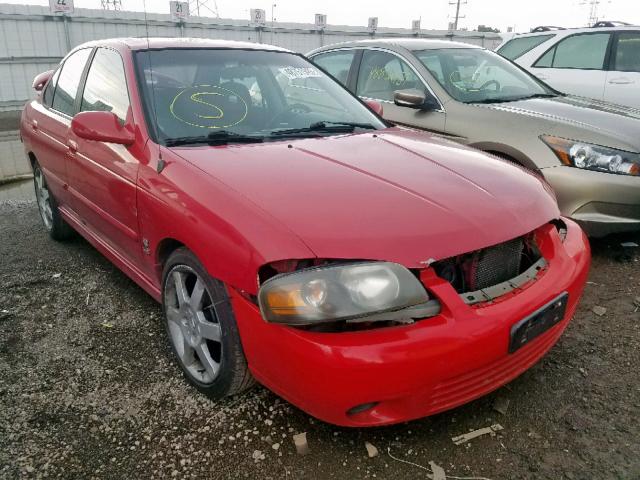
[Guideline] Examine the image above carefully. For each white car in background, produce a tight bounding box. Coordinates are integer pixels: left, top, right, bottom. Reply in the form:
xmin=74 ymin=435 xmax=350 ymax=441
xmin=496 ymin=24 xmax=640 ymax=109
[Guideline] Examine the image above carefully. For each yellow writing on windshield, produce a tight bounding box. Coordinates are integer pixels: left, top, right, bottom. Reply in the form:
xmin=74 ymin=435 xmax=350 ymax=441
xmin=190 ymin=92 xmax=225 ymax=119
xmin=170 ymin=85 xmax=248 ymax=129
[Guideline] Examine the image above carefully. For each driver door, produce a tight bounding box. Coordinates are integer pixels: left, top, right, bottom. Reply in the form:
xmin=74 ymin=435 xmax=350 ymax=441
xmin=66 ymin=47 xmax=141 ymax=266
xmin=354 ymin=49 xmax=446 ymax=133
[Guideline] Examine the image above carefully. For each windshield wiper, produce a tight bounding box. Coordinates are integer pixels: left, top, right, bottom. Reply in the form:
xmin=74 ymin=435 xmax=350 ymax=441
xmin=510 ymin=93 xmax=558 ymax=101
xmin=470 ymin=93 xmax=558 ymax=105
xmin=270 ymin=121 xmax=376 ymax=136
xmin=469 ymin=98 xmax=518 ymax=104
xmin=164 ymin=130 xmax=264 ymax=147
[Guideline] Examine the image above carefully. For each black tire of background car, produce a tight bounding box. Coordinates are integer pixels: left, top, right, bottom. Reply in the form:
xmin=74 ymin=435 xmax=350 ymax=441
xmin=162 ymin=247 xmax=255 ymax=398
xmin=33 ymin=162 xmax=74 ymax=241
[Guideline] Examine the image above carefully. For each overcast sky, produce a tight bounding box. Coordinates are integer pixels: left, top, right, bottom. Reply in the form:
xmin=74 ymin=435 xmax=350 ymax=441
xmin=7 ymin=0 xmax=640 ymax=32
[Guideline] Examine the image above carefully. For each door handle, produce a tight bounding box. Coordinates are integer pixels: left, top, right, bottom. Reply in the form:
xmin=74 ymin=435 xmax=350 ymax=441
xmin=31 ymin=119 xmax=38 ymax=131
xmin=536 ymin=74 xmax=549 ymax=80
xmin=608 ymin=78 xmax=634 ymax=85
xmin=66 ymin=140 xmax=78 ymax=153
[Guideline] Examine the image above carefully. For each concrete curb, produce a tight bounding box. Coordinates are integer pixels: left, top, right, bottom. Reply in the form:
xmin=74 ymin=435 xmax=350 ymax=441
xmin=0 ymin=130 xmax=20 ymax=140
xmin=0 ymin=173 xmax=32 ymax=186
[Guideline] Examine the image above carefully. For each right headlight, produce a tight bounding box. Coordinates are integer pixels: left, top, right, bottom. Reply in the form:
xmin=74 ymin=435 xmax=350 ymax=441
xmin=258 ymin=261 xmax=440 ymax=326
xmin=541 ymin=135 xmax=640 ymax=177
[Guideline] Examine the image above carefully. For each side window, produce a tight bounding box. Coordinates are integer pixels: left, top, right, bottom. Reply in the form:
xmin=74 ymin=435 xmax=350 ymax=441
xmin=613 ymin=32 xmax=640 ymax=72
xmin=52 ymin=48 xmax=92 ymax=116
xmin=534 ymin=48 xmax=554 ymax=67
xmin=42 ymin=67 xmax=61 ymax=107
xmin=356 ymin=50 xmax=421 ymax=102
xmin=497 ymin=35 xmax=554 ymax=60
xmin=312 ymin=51 xmax=356 ymax=86
xmin=534 ymin=33 xmax=610 ymax=69
xmin=417 ymin=53 xmax=445 ymax=84
xmin=81 ymin=48 xmax=130 ymax=123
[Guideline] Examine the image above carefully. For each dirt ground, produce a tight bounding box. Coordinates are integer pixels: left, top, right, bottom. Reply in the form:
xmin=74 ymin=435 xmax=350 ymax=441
xmin=0 ymin=181 xmax=639 ymax=480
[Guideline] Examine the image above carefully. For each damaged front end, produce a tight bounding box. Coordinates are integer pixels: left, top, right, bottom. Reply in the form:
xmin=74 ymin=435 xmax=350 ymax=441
xmin=255 ymin=221 xmax=567 ymax=332
xmin=431 ymin=228 xmax=550 ymax=305
xmin=231 ymin=218 xmax=589 ymax=426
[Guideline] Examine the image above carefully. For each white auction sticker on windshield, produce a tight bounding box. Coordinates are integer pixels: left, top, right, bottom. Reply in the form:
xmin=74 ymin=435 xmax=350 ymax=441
xmin=278 ymin=67 xmax=323 ymax=80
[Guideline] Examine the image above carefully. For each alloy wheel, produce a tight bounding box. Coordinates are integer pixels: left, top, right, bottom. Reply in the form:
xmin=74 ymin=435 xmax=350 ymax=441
xmin=34 ymin=166 xmax=53 ymax=230
xmin=164 ymin=266 xmax=223 ymax=384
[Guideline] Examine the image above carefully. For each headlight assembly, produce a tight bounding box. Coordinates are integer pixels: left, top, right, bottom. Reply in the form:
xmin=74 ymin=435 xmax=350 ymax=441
xmin=541 ymin=135 xmax=639 ymax=176
xmin=258 ymin=262 xmax=440 ymax=326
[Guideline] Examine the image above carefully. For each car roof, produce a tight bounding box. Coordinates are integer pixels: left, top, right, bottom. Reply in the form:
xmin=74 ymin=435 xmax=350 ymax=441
xmin=73 ymin=37 xmax=292 ymax=53
xmin=309 ymin=38 xmax=481 ymax=55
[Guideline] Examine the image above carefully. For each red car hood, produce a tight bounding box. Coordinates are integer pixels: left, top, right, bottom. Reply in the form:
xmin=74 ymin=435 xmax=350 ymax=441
xmin=170 ymin=128 xmax=559 ymax=267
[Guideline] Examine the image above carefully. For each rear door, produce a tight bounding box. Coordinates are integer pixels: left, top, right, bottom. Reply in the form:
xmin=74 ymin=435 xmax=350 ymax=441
xmin=604 ymin=31 xmax=640 ymax=108
xmin=529 ymin=32 xmax=611 ymax=100
xmin=66 ymin=47 xmax=141 ymax=265
xmin=28 ymin=48 xmax=92 ymax=205
xmin=354 ymin=49 xmax=446 ymax=132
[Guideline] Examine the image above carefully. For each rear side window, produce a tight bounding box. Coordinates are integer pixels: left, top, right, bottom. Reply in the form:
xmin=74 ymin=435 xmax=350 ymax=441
xmin=312 ymin=51 xmax=356 ymax=86
xmin=52 ymin=48 xmax=92 ymax=116
xmin=497 ymin=34 xmax=554 ymax=60
xmin=81 ymin=48 xmax=130 ymax=123
xmin=613 ymin=32 xmax=640 ymax=72
xmin=42 ymin=68 xmax=61 ymax=107
xmin=534 ymin=33 xmax=610 ymax=69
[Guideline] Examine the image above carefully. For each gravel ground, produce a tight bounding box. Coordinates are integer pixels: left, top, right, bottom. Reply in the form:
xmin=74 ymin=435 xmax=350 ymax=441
xmin=1 ymin=182 xmax=639 ymax=479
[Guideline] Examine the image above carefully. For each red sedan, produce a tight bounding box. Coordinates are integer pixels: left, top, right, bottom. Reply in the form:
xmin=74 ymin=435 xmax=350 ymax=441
xmin=21 ymin=38 xmax=590 ymax=427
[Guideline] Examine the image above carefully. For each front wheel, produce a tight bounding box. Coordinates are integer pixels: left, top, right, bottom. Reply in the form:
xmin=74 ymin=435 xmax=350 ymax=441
xmin=33 ymin=162 xmax=74 ymax=241
xmin=162 ymin=248 xmax=255 ymax=398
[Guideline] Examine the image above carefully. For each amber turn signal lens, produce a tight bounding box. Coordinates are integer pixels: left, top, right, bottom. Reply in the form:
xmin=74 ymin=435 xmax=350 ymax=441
xmin=265 ymin=288 xmax=308 ymax=315
xmin=540 ymin=135 xmax=572 ymax=166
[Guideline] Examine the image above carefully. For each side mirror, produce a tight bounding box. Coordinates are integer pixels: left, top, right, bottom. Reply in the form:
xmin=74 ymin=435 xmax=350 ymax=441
xmin=394 ymin=88 xmax=439 ymax=111
xmin=364 ymin=99 xmax=384 ymax=116
xmin=32 ymin=70 xmax=54 ymax=92
xmin=71 ymin=111 xmax=135 ymax=145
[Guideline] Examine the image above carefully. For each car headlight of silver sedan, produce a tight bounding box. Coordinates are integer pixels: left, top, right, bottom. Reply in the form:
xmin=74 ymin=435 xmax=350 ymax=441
xmin=541 ymin=135 xmax=640 ymax=177
xmin=258 ymin=262 xmax=440 ymax=325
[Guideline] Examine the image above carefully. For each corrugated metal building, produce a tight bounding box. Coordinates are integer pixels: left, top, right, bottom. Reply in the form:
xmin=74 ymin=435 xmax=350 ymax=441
xmin=0 ymin=2 xmax=502 ymax=112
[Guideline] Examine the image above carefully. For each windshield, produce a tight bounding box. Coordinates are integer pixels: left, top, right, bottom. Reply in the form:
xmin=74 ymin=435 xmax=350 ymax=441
xmin=414 ymin=48 xmax=555 ymax=104
xmin=496 ymin=34 xmax=555 ymax=60
xmin=134 ymin=48 xmax=385 ymax=145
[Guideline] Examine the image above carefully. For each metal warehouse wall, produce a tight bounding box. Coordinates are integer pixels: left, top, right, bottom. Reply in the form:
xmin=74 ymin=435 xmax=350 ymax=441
xmin=0 ymin=3 xmax=502 ymax=111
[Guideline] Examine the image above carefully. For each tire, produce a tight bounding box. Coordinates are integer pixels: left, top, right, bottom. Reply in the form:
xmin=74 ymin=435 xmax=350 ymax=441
xmin=488 ymin=152 xmax=544 ymax=179
xmin=33 ymin=161 xmax=74 ymax=241
xmin=162 ymin=247 xmax=255 ymax=398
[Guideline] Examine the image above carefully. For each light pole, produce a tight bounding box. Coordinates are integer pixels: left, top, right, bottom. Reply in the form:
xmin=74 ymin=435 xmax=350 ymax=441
xmin=448 ymin=0 xmax=466 ymax=31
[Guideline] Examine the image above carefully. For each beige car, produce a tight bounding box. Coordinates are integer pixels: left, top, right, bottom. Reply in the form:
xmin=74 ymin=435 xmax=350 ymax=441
xmin=308 ymin=39 xmax=640 ymax=237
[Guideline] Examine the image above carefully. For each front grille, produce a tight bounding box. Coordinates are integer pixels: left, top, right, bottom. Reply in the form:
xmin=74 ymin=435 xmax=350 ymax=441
xmin=433 ymin=234 xmax=540 ymax=296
